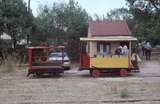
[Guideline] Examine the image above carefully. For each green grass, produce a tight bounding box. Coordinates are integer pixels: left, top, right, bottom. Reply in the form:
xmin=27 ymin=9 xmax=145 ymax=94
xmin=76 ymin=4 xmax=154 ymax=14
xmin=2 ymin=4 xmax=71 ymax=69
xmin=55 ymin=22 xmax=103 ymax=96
xmin=120 ymin=89 xmax=129 ymax=98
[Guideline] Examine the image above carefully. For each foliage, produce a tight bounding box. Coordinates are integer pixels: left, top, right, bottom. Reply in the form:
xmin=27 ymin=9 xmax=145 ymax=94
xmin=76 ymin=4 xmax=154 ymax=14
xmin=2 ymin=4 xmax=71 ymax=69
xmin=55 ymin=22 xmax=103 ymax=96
xmin=126 ymin=0 xmax=160 ymax=45
xmin=0 ymin=0 xmax=34 ymax=49
xmin=34 ymin=0 xmax=89 ymax=60
xmin=105 ymin=8 xmax=133 ymax=21
xmin=155 ymin=45 xmax=160 ymax=49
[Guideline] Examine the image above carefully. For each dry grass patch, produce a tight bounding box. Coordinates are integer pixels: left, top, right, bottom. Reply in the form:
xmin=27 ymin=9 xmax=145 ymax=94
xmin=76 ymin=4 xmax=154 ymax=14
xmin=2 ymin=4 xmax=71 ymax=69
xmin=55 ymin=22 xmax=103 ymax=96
xmin=0 ymin=56 xmax=20 ymax=73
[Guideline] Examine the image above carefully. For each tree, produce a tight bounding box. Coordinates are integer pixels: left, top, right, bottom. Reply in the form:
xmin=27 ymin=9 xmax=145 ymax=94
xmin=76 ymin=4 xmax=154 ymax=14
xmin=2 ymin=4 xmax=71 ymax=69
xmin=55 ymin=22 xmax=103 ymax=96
xmin=126 ymin=0 xmax=160 ymax=45
xmin=105 ymin=8 xmax=133 ymax=21
xmin=126 ymin=0 xmax=160 ymax=13
xmin=35 ymin=0 xmax=89 ymax=60
xmin=63 ymin=0 xmax=89 ymax=60
xmin=0 ymin=0 xmax=34 ymax=50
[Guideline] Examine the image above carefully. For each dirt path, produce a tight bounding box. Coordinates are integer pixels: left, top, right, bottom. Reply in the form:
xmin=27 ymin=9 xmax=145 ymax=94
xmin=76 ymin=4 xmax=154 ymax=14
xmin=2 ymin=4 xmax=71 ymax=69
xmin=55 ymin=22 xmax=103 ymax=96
xmin=0 ymin=60 xmax=160 ymax=104
xmin=138 ymin=60 xmax=160 ymax=77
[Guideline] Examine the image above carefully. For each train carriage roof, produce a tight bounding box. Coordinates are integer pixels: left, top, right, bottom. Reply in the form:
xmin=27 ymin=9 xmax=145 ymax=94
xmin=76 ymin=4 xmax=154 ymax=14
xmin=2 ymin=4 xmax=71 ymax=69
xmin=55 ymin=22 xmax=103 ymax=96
xmin=80 ymin=36 xmax=137 ymax=42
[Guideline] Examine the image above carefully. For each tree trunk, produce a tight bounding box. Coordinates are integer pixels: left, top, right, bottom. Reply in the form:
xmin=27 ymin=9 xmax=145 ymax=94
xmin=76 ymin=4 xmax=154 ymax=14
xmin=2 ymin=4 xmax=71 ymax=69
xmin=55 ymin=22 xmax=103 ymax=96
xmin=11 ymin=32 xmax=16 ymax=51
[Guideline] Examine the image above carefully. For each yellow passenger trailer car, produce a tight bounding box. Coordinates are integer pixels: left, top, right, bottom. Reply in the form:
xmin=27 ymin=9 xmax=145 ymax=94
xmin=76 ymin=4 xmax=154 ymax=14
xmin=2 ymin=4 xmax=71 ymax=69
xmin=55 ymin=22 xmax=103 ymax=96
xmin=79 ymin=21 xmax=139 ymax=77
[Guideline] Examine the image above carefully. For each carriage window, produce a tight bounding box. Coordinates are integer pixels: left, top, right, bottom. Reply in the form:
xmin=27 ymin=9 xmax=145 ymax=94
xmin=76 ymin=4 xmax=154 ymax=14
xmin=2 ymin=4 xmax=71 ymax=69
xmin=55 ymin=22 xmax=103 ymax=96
xmin=97 ymin=42 xmax=111 ymax=55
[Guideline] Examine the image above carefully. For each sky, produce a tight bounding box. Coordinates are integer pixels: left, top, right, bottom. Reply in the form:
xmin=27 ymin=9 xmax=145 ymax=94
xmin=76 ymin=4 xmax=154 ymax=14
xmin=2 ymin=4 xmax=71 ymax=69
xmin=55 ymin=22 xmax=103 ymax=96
xmin=24 ymin=0 xmax=127 ymax=17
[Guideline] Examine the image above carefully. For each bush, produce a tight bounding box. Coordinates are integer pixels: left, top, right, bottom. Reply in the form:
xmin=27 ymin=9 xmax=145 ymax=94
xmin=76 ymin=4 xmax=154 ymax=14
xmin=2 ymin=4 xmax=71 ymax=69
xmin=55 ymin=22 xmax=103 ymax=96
xmin=120 ymin=89 xmax=129 ymax=98
xmin=155 ymin=45 xmax=160 ymax=49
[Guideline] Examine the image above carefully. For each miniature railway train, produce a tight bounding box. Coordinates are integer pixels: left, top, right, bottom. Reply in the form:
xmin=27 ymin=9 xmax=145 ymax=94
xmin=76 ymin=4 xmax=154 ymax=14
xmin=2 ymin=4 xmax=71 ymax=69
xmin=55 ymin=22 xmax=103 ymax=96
xmin=27 ymin=21 xmax=140 ymax=78
xmin=27 ymin=42 xmax=139 ymax=78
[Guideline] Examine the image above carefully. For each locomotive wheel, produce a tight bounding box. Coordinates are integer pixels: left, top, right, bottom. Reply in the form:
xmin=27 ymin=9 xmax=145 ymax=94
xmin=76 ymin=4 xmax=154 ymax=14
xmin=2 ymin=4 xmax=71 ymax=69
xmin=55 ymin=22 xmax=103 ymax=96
xmin=91 ymin=69 xmax=101 ymax=78
xmin=120 ymin=69 xmax=128 ymax=77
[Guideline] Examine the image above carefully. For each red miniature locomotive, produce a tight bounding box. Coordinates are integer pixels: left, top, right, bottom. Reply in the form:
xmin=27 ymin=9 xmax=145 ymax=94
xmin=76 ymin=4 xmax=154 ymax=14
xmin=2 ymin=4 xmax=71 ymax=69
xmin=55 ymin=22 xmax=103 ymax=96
xmin=27 ymin=45 xmax=70 ymax=77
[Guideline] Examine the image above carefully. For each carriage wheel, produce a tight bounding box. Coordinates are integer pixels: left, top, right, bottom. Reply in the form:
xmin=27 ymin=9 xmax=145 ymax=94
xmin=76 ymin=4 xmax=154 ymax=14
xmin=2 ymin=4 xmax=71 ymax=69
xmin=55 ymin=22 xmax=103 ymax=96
xmin=91 ymin=69 xmax=101 ymax=78
xmin=120 ymin=69 xmax=128 ymax=77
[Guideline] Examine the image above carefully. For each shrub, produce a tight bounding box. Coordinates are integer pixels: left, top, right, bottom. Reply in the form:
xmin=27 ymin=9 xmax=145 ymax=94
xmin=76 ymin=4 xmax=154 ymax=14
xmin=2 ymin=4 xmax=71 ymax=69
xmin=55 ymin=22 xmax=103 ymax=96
xmin=120 ymin=89 xmax=129 ymax=98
